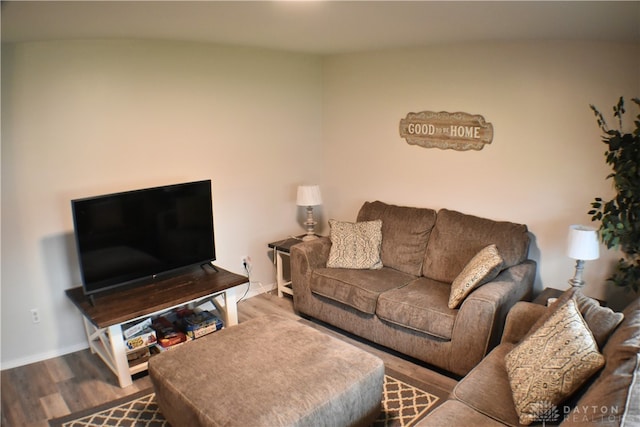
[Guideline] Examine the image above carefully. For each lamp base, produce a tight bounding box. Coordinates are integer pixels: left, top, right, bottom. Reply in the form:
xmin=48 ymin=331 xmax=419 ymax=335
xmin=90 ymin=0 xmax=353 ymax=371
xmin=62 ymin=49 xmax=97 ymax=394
xmin=568 ymin=259 xmax=586 ymax=287
xmin=303 ymin=206 xmax=318 ymax=241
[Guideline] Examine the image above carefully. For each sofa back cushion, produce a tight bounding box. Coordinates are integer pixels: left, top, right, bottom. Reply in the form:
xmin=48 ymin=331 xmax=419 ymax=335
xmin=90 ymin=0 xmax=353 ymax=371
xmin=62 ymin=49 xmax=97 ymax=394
xmin=357 ymin=201 xmax=437 ymax=276
xmin=423 ymin=209 xmax=530 ymax=283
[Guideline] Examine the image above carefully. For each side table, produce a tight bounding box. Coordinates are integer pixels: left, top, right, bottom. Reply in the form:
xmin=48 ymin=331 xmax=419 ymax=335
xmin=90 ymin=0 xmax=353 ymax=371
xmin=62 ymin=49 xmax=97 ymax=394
xmin=268 ymin=236 xmax=305 ymax=297
xmin=532 ymin=287 xmax=563 ymax=306
xmin=533 ymin=287 xmax=606 ymax=307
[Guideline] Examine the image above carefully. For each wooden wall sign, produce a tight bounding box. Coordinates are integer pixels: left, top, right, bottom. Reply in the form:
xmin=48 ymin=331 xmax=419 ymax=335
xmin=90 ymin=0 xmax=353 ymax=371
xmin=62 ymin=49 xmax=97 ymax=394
xmin=399 ymin=111 xmax=494 ymax=151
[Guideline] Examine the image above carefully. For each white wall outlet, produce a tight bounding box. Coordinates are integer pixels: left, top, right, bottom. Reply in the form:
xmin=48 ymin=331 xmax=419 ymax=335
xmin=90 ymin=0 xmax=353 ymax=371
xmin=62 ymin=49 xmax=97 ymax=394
xmin=241 ymin=256 xmax=252 ymax=273
xmin=30 ymin=308 xmax=40 ymax=324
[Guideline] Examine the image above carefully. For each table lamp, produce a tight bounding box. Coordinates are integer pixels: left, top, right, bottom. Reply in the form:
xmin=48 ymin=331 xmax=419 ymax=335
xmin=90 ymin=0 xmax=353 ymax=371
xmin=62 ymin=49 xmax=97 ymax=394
xmin=567 ymin=224 xmax=600 ymax=287
xmin=297 ymin=185 xmax=322 ymax=241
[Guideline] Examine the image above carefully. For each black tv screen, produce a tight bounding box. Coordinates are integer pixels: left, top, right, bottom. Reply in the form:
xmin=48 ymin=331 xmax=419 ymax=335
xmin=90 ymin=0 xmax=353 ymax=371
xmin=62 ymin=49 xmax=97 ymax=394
xmin=71 ymin=180 xmax=216 ymax=295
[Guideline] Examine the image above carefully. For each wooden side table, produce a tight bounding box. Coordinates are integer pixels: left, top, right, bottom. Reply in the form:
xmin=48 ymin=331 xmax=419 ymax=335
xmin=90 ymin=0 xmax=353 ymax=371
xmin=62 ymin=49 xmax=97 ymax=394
xmin=268 ymin=236 xmax=305 ymax=297
xmin=533 ymin=287 xmax=606 ymax=306
xmin=532 ymin=287 xmax=563 ymax=306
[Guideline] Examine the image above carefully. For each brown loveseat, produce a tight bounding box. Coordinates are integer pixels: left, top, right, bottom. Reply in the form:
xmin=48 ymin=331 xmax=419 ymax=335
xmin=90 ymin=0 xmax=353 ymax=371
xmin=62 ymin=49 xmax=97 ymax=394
xmin=291 ymin=201 xmax=536 ymax=376
xmin=418 ymin=288 xmax=640 ymax=426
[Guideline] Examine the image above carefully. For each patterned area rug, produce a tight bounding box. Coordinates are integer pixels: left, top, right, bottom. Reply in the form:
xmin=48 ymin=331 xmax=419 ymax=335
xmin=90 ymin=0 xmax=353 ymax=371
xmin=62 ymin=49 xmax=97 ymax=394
xmin=374 ymin=374 xmax=443 ymax=427
xmin=49 ymin=374 xmax=442 ymax=427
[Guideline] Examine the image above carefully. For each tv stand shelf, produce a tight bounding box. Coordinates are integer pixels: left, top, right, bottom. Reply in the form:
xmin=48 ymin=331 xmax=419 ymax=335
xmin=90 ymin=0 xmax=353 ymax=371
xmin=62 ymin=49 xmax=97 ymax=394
xmin=66 ymin=265 xmax=247 ymax=388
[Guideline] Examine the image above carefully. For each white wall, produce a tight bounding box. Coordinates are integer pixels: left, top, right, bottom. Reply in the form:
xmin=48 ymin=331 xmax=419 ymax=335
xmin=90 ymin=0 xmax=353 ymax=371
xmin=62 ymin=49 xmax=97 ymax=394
xmin=321 ymin=41 xmax=640 ymax=308
xmin=1 ymin=40 xmax=323 ymax=368
xmin=2 ymin=38 xmax=639 ymax=370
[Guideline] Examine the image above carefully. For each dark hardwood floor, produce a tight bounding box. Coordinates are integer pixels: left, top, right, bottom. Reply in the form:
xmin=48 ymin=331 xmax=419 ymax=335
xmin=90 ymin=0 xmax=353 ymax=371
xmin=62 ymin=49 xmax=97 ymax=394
xmin=1 ymin=291 xmax=457 ymax=427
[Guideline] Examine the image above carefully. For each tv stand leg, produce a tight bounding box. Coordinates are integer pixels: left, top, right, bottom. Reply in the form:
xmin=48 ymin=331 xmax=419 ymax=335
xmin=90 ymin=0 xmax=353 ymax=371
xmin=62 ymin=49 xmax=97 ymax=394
xmin=108 ymin=324 xmax=133 ymax=388
xmin=83 ymin=318 xmax=133 ymax=388
xmin=224 ymin=287 xmax=238 ymax=326
xmin=210 ymin=287 xmax=239 ymax=327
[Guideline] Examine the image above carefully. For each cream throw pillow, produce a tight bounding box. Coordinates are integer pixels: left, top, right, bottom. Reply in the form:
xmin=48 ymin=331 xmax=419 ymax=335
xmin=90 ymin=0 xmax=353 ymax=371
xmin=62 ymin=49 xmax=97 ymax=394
xmin=327 ymin=219 xmax=383 ymax=269
xmin=505 ymin=299 xmax=605 ymax=425
xmin=448 ymin=244 xmax=503 ymax=309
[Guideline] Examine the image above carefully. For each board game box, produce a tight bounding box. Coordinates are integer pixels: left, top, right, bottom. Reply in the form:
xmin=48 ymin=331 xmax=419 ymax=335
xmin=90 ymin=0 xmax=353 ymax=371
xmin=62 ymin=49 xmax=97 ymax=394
xmin=179 ymin=310 xmax=224 ymax=339
xmin=124 ymin=327 xmax=157 ymax=351
xmin=152 ymin=316 xmax=188 ymax=348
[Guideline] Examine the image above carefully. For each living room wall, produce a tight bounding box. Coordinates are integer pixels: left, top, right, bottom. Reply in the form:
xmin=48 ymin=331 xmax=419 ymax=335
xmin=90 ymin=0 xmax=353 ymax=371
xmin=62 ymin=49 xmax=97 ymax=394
xmin=2 ymin=38 xmax=639 ymax=370
xmin=320 ymin=41 xmax=640 ymax=307
xmin=1 ymin=40 xmax=323 ymax=368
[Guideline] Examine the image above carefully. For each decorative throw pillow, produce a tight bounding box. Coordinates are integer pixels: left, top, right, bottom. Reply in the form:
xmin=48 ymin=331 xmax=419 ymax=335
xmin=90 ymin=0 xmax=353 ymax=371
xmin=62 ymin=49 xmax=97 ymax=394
xmin=505 ymin=299 xmax=605 ymax=425
xmin=528 ymin=287 xmax=624 ymax=349
xmin=327 ymin=219 xmax=383 ymax=270
xmin=448 ymin=244 xmax=503 ymax=309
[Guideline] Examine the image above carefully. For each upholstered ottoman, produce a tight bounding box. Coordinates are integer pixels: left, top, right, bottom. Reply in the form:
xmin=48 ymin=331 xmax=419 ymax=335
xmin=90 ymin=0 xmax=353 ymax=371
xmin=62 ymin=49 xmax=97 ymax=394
xmin=149 ymin=314 xmax=384 ymax=427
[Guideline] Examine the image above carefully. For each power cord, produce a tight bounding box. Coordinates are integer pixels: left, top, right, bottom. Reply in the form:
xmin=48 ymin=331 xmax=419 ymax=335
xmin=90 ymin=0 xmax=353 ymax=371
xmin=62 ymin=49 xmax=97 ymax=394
xmin=237 ymin=259 xmax=252 ymax=303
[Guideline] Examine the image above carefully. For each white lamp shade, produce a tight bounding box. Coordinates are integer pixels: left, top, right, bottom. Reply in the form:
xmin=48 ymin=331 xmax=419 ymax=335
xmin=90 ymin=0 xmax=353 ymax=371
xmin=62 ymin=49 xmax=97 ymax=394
xmin=567 ymin=225 xmax=600 ymax=260
xmin=297 ymin=185 xmax=322 ymax=206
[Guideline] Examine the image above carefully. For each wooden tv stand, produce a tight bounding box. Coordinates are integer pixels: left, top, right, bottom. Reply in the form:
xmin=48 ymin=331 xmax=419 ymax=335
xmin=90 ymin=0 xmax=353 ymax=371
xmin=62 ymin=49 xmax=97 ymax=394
xmin=66 ymin=265 xmax=247 ymax=388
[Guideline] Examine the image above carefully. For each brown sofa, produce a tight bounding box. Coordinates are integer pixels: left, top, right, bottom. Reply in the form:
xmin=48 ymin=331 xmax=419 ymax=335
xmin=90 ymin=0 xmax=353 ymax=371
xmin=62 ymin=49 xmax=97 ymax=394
xmin=291 ymin=201 xmax=536 ymax=376
xmin=418 ymin=288 xmax=640 ymax=426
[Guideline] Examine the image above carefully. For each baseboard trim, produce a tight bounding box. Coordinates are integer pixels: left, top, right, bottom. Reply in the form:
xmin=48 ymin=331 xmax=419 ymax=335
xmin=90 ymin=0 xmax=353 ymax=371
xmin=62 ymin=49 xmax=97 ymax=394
xmin=1 ymin=342 xmax=89 ymax=371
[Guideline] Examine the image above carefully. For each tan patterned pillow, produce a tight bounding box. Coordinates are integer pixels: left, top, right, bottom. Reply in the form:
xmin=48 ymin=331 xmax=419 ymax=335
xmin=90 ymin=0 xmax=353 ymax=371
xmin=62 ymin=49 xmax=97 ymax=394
xmin=505 ymin=299 xmax=605 ymax=425
xmin=448 ymin=244 xmax=503 ymax=309
xmin=528 ymin=287 xmax=624 ymax=349
xmin=327 ymin=219 xmax=383 ymax=269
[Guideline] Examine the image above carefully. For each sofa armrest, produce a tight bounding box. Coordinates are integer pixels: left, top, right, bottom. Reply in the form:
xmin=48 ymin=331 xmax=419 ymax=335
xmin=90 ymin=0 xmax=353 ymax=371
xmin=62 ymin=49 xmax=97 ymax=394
xmin=291 ymin=237 xmax=332 ymax=311
xmin=291 ymin=236 xmax=331 ymax=272
xmin=501 ymin=301 xmax=546 ymax=344
xmin=448 ymin=260 xmax=536 ymax=375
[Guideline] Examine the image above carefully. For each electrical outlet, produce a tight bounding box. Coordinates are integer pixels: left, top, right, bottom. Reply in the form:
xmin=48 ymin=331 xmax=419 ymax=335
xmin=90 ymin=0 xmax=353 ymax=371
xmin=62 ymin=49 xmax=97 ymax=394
xmin=241 ymin=256 xmax=252 ymax=272
xmin=30 ymin=308 xmax=40 ymax=324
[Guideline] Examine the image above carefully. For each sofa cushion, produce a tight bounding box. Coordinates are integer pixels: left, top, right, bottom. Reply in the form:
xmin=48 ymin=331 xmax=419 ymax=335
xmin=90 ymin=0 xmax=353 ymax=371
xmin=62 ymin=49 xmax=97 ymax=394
xmin=327 ymin=219 xmax=383 ymax=269
xmin=505 ymin=299 xmax=605 ymax=425
xmin=416 ymin=399 xmax=508 ymax=427
xmin=530 ymin=287 xmax=624 ymax=349
xmin=452 ymin=344 xmax=522 ymax=426
xmin=448 ymin=244 xmax=504 ymax=309
xmin=310 ymin=267 xmax=416 ymax=315
xmin=561 ymin=297 xmax=640 ymax=426
xmin=376 ymin=278 xmax=456 ymax=340
xmin=423 ymin=209 xmax=529 ymax=283
xmin=357 ymin=201 xmax=436 ymax=276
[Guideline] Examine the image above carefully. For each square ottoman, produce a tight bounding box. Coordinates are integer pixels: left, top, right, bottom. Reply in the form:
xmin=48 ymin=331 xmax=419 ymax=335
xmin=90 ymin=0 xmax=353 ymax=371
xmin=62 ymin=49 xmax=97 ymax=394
xmin=149 ymin=314 xmax=384 ymax=427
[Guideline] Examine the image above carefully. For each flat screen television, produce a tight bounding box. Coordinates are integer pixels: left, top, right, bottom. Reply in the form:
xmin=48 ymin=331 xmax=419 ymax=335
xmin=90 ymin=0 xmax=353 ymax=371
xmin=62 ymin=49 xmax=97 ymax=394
xmin=71 ymin=180 xmax=216 ymax=295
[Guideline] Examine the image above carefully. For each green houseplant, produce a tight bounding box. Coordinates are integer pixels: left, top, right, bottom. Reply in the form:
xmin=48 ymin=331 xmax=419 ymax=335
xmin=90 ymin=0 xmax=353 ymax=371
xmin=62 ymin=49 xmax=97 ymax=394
xmin=588 ymin=97 xmax=640 ymax=293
